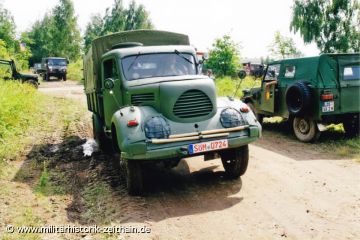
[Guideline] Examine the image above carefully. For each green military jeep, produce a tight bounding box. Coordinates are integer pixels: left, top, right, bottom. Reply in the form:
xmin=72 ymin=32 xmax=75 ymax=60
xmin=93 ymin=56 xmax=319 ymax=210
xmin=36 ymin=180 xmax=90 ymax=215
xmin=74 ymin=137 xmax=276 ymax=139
xmin=84 ymin=30 xmax=262 ymax=195
xmin=242 ymin=54 xmax=360 ymax=142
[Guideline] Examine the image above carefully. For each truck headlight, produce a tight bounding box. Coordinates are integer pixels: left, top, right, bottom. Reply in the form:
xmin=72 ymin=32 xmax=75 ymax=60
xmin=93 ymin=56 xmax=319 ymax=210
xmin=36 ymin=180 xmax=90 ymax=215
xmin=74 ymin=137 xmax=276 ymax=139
xmin=220 ymin=108 xmax=246 ymax=128
xmin=144 ymin=116 xmax=171 ymax=139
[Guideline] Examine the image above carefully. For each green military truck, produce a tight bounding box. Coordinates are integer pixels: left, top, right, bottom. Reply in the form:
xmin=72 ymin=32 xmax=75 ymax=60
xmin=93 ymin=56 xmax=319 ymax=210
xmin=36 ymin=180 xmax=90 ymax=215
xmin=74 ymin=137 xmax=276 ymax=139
xmin=84 ymin=30 xmax=262 ymax=195
xmin=242 ymin=54 xmax=360 ymax=142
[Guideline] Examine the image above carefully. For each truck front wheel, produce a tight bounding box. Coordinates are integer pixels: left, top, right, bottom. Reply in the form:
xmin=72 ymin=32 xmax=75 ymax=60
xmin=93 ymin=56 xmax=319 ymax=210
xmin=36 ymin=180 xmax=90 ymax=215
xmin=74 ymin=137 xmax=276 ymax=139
xmin=221 ymin=145 xmax=249 ymax=179
xmin=293 ymin=116 xmax=320 ymax=142
xmin=92 ymin=114 xmax=113 ymax=153
xmin=126 ymin=160 xmax=143 ymax=195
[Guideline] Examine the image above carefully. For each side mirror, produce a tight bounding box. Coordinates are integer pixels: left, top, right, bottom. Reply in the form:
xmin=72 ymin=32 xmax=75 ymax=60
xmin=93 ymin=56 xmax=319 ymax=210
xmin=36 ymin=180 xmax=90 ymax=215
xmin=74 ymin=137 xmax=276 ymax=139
xmin=67 ymin=60 xmax=69 ymax=64
xmin=238 ymin=70 xmax=246 ymax=80
xmin=104 ymin=78 xmax=115 ymax=90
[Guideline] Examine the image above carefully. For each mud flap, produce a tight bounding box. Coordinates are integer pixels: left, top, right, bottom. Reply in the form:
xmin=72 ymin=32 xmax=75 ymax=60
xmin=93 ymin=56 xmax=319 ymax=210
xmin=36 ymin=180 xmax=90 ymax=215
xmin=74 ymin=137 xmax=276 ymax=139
xmin=317 ymin=123 xmax=329 ymax=132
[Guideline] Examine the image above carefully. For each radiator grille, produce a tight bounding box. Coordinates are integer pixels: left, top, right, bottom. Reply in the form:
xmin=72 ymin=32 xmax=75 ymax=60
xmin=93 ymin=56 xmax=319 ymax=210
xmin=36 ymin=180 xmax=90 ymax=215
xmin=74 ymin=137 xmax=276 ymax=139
xmin=173 ymin=90 xmax=213 ymax=118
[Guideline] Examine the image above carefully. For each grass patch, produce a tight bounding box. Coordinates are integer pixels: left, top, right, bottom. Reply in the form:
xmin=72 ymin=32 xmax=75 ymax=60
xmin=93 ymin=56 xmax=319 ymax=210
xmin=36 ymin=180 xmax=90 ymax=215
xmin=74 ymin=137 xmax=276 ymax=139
xmin=215 ymin=76 xmax=261 ymax=97
xmin=0 ymin=80 xmax=49 ymax=174
xmin=82 ymin=181 xmax=115 ymax=224
xmin=67 ymin=59 xmax=83 ymax=82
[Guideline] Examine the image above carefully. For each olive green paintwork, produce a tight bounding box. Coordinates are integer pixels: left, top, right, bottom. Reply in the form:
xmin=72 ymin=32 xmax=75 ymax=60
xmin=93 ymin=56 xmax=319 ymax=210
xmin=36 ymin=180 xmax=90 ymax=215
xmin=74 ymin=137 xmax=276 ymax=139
xmin=84 ymin=30 xmax=261 ymax=160
xmin=243 ymin=53 xmax=360 ymax=123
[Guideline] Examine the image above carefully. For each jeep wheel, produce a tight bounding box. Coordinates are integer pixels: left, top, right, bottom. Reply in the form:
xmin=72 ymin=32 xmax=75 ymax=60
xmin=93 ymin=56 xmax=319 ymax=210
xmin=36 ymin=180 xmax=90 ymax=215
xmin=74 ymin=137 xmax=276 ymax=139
xmin=126 ymin=160 xmax=143 ymax=195
xmin=221 ymin=145 xmax=249 ymax=179
xmin=92 ymin=114 xmax=113 ymax=153
xmin=247 ymin=102 xmax=263 ymax=124
xmin=25 ymin=80 xmax=38 ymax=89
xmin=293 ymin=117 xmax=320 ymax=142
xmin=63 ymin=74 xmax=67 ymax=81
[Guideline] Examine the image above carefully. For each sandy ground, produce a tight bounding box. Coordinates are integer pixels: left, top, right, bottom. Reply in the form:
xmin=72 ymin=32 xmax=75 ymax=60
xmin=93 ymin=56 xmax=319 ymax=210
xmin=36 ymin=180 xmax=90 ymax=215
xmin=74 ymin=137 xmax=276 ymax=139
xmin=1 ymin=80 xmax=359 ymax=240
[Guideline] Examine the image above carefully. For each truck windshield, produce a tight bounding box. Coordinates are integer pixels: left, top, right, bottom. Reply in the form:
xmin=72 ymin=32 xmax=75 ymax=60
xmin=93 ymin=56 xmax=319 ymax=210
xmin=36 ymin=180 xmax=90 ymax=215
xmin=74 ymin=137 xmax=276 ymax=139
xmin=121 ymin=53 xmax=196 ymax=81
xmin=48 ymin=59 xmax=67 ymax=66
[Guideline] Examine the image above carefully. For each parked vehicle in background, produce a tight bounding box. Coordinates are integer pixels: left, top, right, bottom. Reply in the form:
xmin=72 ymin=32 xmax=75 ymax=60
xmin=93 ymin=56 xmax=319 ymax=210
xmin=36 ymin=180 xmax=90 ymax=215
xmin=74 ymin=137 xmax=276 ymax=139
xmin=243 ymin=62 xmax=265 ymax=78
xmin=84 ymin=30 xmax=262 ymax=195
xmin=242 ymin=53 xmax=360 ymax=142
xmin=40 ymin=57 xmax=68 ymax=81
xmin=33 ymin=63 xmax=42 ymax=74
xmin=0 ymin=59 xmax=39 ymax=88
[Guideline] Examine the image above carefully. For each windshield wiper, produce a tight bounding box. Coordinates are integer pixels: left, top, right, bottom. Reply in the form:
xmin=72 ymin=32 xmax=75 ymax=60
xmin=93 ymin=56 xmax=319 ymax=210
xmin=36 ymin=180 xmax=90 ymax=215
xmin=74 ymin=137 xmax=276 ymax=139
xmin=127 ymin=51 xmax=141 ymax=71
xmin=174 ymin=50 xmax=194 ymax=65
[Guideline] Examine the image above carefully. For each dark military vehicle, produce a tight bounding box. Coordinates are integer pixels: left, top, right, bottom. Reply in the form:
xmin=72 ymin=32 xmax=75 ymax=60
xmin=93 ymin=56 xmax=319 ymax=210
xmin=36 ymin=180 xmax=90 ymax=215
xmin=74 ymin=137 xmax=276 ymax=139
xmin=84 ymin=30 xmax=262 ymax=195
xmin=242 ymin=54 xmax=360 ymax=142
xmin=0 ymin=59 xmax=39 ymax=88
xmin=40 ymin=57 xmax=68 ymax=81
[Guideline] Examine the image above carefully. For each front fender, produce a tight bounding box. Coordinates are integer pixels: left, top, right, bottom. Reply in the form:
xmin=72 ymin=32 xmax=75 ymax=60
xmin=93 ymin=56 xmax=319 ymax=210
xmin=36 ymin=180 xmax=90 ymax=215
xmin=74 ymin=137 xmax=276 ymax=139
xmin=111 ymin=106 xmax=158 ymax=156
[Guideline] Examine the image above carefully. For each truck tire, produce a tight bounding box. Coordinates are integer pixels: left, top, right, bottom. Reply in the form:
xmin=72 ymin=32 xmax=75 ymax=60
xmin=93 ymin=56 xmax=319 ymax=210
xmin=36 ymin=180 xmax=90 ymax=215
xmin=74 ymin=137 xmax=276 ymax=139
xmin=221 ymin=145 xmax=249 ymax=179
xmin=126 ymin=160 xmax=143 ymax=195
xmin=247 ymin=102 xmax=263 ymax=124
xmin=292 ymin=116 xmax=320 ymax=142
xmin=286 ymin=81 xmax=312 ymax=116
xmin=63 ymin=74 xmax=67 ymax=81
xmin=343 ymin=115 xmax=360 ymax=137
xmin=46 ymin=73 xmax=50 ymax=81
xmin=92 ymin=114 xmax=113 ymax=153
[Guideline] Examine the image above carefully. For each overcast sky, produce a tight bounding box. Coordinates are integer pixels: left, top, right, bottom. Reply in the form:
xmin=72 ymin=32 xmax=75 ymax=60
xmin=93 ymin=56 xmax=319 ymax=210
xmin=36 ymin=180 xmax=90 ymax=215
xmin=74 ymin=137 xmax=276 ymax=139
xmin=2 ymin=0 xmax=319 ymax=59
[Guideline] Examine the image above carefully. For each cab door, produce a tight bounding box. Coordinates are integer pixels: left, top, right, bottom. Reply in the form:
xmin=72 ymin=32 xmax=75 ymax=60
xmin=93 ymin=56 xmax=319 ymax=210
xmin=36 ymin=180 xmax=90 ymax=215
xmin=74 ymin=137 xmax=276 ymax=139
xmin=101 ymin=57 xmax=123 ymax=128
xmin=260 ymin=64 xmax=280 ymax=113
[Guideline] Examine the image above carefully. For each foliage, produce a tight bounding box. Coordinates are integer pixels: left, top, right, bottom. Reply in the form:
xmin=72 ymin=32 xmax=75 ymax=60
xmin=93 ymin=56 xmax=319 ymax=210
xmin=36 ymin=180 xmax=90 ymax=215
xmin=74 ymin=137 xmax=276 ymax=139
xmin=268 ymin=31 xmax=302 ymax=59
xmin=84 ymin=0 xmax=153 ymax=53
xmin=205 ymin=35 xmax=241 ymax=77
xmin=290 ymin=0 xmax=360 ymax=53
xmin=67 ymin=59 xmax=83 ymax=82
xmin=0 ymin=3 xmax=16 ymax=50
xmin=215 ymin=76 xmax=261 ymax=97
xmin=26 ymin=0 xmax=82 ymax=63
xmin=0 ymin=4 xmax=31 ymax=70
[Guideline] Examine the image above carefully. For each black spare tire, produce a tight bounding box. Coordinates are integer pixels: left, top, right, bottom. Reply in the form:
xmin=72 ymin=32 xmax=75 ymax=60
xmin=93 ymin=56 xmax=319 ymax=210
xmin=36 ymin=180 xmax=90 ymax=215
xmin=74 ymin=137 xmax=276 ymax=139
xmin=286 ymin=81 xmax=312 ymax=116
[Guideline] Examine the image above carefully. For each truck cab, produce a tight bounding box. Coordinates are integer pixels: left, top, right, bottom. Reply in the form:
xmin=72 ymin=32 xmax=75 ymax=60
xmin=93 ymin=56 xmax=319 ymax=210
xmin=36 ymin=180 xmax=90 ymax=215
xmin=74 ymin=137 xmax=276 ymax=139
xmin=84 ymin=30 xmax=262 ymax=195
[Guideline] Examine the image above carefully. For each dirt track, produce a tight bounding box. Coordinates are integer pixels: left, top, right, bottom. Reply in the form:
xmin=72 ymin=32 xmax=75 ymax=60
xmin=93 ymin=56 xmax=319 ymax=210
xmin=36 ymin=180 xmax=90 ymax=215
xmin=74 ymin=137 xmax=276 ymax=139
xmin=14 ymin=81 xmax=360 ymax=239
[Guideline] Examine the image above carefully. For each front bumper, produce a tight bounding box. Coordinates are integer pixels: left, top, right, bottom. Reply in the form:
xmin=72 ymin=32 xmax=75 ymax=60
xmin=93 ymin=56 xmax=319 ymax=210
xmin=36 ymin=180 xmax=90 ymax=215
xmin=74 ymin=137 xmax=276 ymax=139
xmin=121 ymin=125 xmax=260 ymax=160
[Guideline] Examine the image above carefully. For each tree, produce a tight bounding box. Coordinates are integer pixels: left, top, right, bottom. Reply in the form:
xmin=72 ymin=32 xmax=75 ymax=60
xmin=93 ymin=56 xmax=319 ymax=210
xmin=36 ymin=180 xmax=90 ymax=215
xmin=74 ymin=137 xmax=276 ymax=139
xmin=84 ymin=0 xmax=153 ymax=52
xmin=268 ymin=31 xmax=302 ymax=59
xmin=51 ymin=0 xmax=82 ymax=61
xmin=84 ymin=14 xmax=104 ymax=53
xmin=205 ymin=35 xmax=241 ymax=77
xmin=0 ymin=4 xmax=31 ymax=70
xmin=26 ymin=14 xmax=53 ymax=63
xmin=290 ymin=0 xmax=360 ymax=53
xmin=26 ymin=0 xmax=82 ymax=62
xmin=0 ymin=3 xmax=16 ymax=51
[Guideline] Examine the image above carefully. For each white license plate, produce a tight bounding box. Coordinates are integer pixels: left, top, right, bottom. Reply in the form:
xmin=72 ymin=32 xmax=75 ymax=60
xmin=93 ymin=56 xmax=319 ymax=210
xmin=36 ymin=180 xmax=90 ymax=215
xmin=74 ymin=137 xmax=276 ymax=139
xmin=322 ymin=101 xmax=334 ymax=112
xmin=188 ymin=139 xmax=228 ymax=154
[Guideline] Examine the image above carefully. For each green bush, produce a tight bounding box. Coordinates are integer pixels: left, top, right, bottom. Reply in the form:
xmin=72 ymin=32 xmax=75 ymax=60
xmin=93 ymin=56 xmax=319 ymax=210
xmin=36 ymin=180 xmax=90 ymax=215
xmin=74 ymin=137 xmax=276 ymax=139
xmin=67 ymin=59 xmax=83 ymax=82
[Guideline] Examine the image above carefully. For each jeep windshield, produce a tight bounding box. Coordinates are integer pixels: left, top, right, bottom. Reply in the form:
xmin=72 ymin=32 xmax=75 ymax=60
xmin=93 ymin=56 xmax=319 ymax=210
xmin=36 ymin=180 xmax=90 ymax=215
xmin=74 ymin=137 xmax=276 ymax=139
xmin=121 ymin=53 xmax=197 ymax=81
xmin=48 ymin=59 xmax=67 ymax=66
